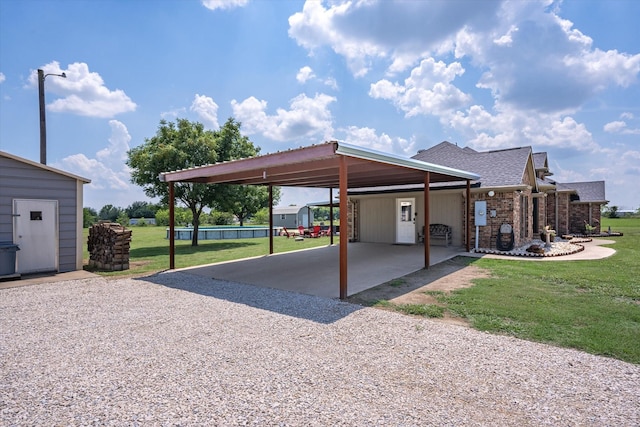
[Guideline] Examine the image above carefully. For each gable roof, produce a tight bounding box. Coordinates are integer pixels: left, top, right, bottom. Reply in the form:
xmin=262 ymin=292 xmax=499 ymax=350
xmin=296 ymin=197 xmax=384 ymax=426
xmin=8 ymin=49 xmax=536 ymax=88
xmin=558 ymin=181 xmax=607 ymax=203
xmin=0 ymin=150 xmax=91 ymax=183
xmin=412 ymin=141 xmax=536 ymax=190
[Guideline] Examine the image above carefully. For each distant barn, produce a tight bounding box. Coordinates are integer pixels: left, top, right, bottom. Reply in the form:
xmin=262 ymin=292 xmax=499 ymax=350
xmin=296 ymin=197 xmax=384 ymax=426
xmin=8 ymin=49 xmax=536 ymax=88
xmin=271 ymin=205 xmax=313 ymax=229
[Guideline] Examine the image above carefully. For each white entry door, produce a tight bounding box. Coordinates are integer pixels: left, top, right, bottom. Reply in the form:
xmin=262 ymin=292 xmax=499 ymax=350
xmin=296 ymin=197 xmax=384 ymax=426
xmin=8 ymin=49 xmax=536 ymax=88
xmin=13 ymin=199 xmax=58 ymax=274
xmin=396 ymin=198 xmax=416 ymax=244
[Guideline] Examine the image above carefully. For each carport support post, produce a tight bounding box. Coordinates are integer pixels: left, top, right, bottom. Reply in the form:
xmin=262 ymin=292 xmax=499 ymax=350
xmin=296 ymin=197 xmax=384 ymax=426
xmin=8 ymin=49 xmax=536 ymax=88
xmin=169 ymin=181 xmax=175 ymax=270
xmin=424 ymin=172 xmax=430 ymax=269
xmin=268 ymin=185 xmax=274 ymax=255
xmin=466 ymin=180 xmax=471 ymax=252
xmin=329 ymin=187 xmax=334 ymax=245
xmin=339 ymin=156 xmax=348 ymax=300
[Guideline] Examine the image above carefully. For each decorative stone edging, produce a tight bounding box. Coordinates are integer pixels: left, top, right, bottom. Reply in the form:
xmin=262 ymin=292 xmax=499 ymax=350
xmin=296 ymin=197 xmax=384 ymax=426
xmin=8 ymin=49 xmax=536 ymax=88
xmin=473 ymin=240 xmax=587 ymax=258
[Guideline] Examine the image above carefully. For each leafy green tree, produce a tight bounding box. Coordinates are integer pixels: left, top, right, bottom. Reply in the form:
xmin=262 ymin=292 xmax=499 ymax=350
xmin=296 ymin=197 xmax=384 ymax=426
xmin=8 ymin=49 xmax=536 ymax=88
xmin=116 ymin=212 xmax=130 ymax=226
xmin=128 ymin=119 xmax=219 ymax=246
xmin=212 ymin=117 xmax=280 ymax=225
xmin=128 ymin=118 xmax=269 ymax=243
xmin=603 ymin=205 xmax=619 ymax=218
xmin=218 ymin=185 xmax=281 ymax=226
xmin=98 ymin=204 xmax=124 ymax=222
xmin=83 ymin=207 xmax=98 ymax=228
xmin=209 ymin=210 xmax=234 ymax=225
xmin=128 ymin=117 xmax=269 ymax=246
xmin=154 ymin=207 xmax=193 ymax=227
xmin=251 ymin=207 xmax=270 ymax=225
xmin=126 ymin=201 xmax=158 ymax=219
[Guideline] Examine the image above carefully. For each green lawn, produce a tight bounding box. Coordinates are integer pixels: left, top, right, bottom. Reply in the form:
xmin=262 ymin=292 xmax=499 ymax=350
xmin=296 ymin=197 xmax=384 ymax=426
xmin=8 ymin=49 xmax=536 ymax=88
xmin=434 ymin=217 xmax=640 ymax=364
xmin=83 ymin=225 xmax=338 ymax=277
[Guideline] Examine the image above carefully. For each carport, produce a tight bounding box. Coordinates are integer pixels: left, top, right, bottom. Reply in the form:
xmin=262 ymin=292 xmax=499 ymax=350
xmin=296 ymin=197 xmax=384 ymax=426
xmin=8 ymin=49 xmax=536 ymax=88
xmin=159 ymin=141 xmax=480 ymax=299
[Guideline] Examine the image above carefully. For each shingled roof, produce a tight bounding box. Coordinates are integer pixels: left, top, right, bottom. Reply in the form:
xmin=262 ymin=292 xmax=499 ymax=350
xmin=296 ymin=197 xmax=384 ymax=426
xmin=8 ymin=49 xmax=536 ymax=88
xmin=412 ymin=141 xmax=535 ymax=189
xmin=557 ymin=181 xmax=607 ymax=203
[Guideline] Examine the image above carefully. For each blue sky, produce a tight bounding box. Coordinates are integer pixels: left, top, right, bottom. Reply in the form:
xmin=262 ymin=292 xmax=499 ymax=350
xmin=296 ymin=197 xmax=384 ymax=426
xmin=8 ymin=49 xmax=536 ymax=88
xmin=1 ymin=0 xmax=639 ymax=211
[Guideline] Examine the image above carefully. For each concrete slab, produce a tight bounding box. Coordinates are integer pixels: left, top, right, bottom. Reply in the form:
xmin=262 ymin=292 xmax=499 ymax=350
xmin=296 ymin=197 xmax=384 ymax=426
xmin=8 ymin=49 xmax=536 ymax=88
xmin=181 ymin=243 xmax=464 ymax=298
xmin=0 ymin=269 xmax=99 ymax=290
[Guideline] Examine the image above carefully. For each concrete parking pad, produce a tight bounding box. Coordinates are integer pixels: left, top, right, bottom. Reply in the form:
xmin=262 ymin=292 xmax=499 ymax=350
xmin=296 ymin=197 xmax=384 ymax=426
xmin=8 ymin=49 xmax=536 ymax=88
xmin=181 ymin=242 xmax=463 ymax=298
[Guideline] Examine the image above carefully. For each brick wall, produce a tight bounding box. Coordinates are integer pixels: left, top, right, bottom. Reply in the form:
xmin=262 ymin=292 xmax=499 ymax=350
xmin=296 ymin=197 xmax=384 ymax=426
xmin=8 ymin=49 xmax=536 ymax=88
xmin=557 ymin=193 xmax=570 ymax=235
xmin=569 ymin=203 xmax=602 ymax=234
xmin=469 ymin=191 xmax=531 ymax=249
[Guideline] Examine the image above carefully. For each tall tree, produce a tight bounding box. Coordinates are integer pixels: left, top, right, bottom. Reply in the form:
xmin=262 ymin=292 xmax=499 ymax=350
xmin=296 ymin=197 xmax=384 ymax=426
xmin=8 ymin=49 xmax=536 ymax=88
xmin=212 ymin=117 xmax=281 ymax=225
xmin=98 ymin=204 xmax=124 ymax=222
xmin=127 ymin=119 xmax=218 ymax=246
xmin=126 ymin=201 xmax=158 ymax=219
xmin=219 ymin=184 xmax=281 ymax=226
xmin=127 ymin=117 xmax=269 ymax=246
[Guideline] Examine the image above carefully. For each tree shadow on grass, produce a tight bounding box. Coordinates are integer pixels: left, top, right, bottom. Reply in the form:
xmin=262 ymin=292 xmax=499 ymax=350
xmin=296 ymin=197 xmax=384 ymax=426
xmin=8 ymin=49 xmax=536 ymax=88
xmin=137 ymin=271 xmax=362 ymax=324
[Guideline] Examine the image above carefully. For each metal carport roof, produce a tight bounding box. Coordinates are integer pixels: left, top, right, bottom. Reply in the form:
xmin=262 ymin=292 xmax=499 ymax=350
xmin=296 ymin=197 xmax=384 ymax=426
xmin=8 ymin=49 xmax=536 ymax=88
xmin=159 ymin=141 xmax=480 ymax=299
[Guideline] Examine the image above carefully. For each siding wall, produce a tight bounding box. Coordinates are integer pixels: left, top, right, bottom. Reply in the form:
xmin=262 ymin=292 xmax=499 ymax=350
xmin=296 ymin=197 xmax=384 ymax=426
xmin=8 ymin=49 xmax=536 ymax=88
xmin=353 ymin=190 xmax=464 ymax=246
xmin=0 ymin=156 xmax=81 ymax=272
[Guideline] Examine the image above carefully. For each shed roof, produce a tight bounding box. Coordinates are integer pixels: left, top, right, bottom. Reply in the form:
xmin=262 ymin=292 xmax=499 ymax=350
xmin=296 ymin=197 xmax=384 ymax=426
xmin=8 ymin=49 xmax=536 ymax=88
xmin=159 ymin=141 xmax=480 ymax=187
xmin=0 ymin=150 xmax=91 ymax=183
xmin=273 ymin=206 xmax=306 ymax=215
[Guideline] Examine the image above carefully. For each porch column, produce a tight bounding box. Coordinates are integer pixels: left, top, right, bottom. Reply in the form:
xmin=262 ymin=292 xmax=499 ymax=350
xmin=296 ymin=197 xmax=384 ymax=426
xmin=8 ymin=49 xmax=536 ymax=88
xmin=329 ymin=187 xmax=334 ymax=245
xmin=169 ymin=181 xmax=175 ymax=270
xmin=424 ymin=172 xmax=430 ymax=268
xmin=339 ymin=156 xmax=348 ymax=299
xmin=466 ymin=179 xmax=471 ymax=252
xmin=268 ymin=185 xmax=274 ymax=255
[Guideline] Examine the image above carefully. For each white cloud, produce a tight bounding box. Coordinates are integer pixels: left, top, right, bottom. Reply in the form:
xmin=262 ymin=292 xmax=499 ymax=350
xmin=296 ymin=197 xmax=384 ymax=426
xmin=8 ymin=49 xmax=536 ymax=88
xmin=447 ymin=104 xmax=599 ymax=152
xmin=370 ymin=58 xmax=471 ymax=117
xmin=54 ymin=120 xmax=148 ymax=209
xmin=290 ymin=0 xmax=640 ymax=156
xmin=160 ymin=107 xmax=187 ymax=120
xmin=340 ymin=126 xmax=415 ymax=156
xmin=28 ymin=61 xmax=136 ymax=118
xmin=96 ymin=120 xmax=131 ymax=166
xmin=604 ymin=120 xmax=640 ymax=135
xmin=190 ymin=94 xmax=219 ymax=129
xmin=296 ymin=66 xmax=316 ymax=84
xmin=202 ymin=0 xmax=249 ymax=11
xmin=231 ymin=93 xmax=336 ymax=142
xmin=289 ymin=0 xmax=502 ymax=77
xmin=0 ymin=72 xmax=5 ymax=83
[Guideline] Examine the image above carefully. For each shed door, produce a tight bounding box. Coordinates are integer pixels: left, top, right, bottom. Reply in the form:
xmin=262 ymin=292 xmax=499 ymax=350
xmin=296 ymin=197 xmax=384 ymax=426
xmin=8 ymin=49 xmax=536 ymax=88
xmin=396 ymin=198 xmax=416 ymax=244
xmin=13 ymin=199 xmax=58 ymax=274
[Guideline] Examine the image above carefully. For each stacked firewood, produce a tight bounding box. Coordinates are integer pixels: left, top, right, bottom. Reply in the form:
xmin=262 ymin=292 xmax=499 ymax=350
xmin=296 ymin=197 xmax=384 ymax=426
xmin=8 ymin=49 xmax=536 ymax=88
xmin=88 ymin=222 xmax=132 ymax=271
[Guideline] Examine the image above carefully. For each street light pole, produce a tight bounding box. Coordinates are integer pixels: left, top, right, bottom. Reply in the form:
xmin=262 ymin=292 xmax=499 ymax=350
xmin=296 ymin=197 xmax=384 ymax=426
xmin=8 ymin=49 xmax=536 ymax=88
xmin=38 ymin=68 xmax=66 ymax=165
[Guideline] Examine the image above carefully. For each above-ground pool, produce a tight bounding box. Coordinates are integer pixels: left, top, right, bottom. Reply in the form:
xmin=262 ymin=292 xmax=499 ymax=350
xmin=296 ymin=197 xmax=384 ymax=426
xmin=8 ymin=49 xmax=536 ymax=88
xmin=167 ymin=226 xmax=283 ymax=240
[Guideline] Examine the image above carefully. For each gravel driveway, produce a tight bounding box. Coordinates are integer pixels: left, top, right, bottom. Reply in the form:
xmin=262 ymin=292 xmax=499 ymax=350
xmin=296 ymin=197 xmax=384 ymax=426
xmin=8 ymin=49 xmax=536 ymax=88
xmin=1 ymin=272 xmax=638 ymax=426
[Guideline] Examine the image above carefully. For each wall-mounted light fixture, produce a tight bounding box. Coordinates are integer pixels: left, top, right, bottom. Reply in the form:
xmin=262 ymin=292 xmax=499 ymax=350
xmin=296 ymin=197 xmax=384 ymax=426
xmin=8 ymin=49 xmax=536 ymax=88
xmin=487 ymin=190 xmax=495 ymax=197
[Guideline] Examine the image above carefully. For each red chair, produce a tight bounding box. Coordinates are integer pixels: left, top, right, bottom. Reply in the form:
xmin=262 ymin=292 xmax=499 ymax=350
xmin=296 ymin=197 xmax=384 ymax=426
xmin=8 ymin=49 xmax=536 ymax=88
xmin=298 ymin=225 xmax=306 ymax=236
xmin=309 ymin=225 xmax=321 ymax=238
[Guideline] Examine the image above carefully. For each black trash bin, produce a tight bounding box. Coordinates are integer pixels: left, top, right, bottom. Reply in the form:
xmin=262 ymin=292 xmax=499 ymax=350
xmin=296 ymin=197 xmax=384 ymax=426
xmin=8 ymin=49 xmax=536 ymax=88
xmin=0 ymin=241 xmax=20 ymax=276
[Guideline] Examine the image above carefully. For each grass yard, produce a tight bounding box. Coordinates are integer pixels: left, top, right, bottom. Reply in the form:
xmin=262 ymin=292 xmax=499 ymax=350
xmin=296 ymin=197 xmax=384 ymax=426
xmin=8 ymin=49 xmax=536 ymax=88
xmin=432 ymin=217 xmax=640 ymax=364
xmin=83 ymin=226 xmax=338 ymax=277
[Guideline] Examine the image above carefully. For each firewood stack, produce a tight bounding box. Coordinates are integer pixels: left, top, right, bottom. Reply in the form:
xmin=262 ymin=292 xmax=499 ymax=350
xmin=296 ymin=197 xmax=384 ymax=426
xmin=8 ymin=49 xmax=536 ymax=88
xmin=88 ymin=222 xmax=132 ymax=271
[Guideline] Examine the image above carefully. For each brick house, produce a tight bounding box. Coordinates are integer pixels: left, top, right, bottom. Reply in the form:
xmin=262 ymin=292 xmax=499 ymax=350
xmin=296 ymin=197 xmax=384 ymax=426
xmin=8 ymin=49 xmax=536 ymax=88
xmin=533 ymin=152 xmax=607 ymax=235
xmin=347 ymin=141 xmax=607 ymax=250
